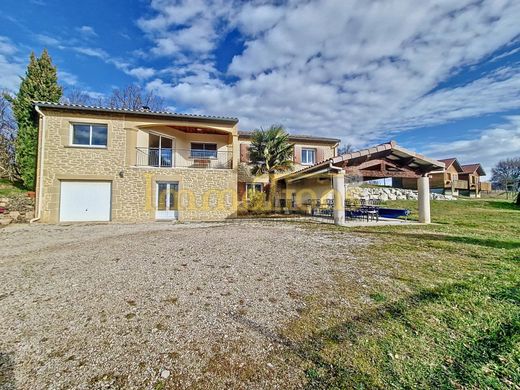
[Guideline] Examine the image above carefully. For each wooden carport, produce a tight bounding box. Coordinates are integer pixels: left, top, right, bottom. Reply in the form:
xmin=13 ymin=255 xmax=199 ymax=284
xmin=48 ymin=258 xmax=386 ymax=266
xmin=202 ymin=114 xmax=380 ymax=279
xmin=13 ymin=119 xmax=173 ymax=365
xmin=279 ymin=141 xmax=445 ymax=225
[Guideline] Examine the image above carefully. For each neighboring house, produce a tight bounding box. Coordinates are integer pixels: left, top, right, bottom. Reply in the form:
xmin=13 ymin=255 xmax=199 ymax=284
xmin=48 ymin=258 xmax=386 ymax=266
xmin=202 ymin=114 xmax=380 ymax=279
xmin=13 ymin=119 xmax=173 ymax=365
xmin=393 ymin=157 xmax=468 ymax=196
xmin=33 ymin=102 xmax=239 ymax=223
xmin=459 ymin=163 xmax=487 ymax=198
xmin=237 ymin=131 xmax=340 ymax=205
xmin=393 ymin=157 xmax=489 ymax=198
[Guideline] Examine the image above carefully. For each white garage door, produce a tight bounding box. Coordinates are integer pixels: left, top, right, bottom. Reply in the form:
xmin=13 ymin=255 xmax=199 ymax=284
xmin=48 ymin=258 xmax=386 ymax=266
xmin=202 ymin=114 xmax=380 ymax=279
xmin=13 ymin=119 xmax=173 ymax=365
xmin=60 ymin=181 xmax=111 ymax=222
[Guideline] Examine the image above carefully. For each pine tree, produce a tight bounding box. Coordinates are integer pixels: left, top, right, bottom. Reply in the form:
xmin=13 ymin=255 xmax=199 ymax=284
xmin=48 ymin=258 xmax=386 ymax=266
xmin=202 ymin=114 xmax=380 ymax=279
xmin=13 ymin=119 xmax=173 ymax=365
xmin=8 ymin=49 xmax=62 ymax=189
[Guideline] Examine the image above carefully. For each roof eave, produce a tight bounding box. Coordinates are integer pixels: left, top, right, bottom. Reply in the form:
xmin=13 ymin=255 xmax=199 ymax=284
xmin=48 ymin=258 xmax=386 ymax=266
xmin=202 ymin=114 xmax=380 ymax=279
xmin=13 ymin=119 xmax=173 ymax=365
xmin=33 ymin=101 xmax=239 ymax=125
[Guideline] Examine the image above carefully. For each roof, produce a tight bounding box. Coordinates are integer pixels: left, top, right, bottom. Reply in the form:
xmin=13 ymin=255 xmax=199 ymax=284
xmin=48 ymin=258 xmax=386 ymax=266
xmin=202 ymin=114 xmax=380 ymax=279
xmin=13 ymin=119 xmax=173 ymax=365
xmin=461 ymin=163 xmax=486 ymax=176
xmin=238 ymin=130 xmax=340 ymax=144
xmin=33 ymin=101 xmax=239 ymax=124
xmin=438 ymin=157 xmax=464 ymax=172
xmin=280 ymin=140 xmax=445 ymax=180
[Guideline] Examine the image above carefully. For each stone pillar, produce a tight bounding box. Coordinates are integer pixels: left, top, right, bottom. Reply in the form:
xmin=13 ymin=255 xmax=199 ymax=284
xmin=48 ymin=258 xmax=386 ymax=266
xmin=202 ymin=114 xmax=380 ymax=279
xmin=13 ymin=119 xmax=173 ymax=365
xmin=418 ymin=174 xmax=431 ymax=224
xmin=333 ymin=170 xmax=345 ymax=225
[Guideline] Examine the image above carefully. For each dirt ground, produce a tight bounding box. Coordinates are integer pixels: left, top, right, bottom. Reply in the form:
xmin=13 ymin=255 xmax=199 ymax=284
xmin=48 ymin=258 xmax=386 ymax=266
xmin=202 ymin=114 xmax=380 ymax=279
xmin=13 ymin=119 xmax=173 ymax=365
xmin=0 ymin=220 xmax=368 ymax=389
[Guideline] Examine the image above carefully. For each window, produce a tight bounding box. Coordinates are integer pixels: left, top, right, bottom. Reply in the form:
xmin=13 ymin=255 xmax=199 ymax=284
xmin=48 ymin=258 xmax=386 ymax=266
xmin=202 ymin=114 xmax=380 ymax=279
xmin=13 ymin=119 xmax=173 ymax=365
xmin=301 ymin=148 xmax=316 ymax=165
xmin=71 ymin=123 xmax=107 ymax=147
xmin=148 ymin=133 xmax=173 ymax=167
xmin=191 ymin=143 xmax=217 ymax=158
xmin=246 ymin=183 xmax=263 ymax=199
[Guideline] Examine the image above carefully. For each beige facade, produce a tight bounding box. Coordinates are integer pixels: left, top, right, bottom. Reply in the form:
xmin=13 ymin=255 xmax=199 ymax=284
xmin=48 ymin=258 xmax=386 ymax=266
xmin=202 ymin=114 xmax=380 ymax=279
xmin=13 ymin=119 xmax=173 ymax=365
xmin=236 ymin=133 xmax=339 ymax=203
xmin=35 ymin=105 xmax=239 ymax=223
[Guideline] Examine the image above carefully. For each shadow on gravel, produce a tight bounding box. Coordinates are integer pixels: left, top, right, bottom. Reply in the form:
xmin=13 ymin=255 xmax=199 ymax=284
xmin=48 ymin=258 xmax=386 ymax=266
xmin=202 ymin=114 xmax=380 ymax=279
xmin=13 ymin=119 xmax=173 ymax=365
xmin=0 ymin=352 xmax=15 ymax=390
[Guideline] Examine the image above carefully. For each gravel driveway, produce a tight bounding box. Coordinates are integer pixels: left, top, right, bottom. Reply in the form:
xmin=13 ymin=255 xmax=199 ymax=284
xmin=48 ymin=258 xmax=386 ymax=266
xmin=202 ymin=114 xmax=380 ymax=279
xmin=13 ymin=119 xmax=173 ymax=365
xmin=0 ymin=220 xmax=366 ymax=389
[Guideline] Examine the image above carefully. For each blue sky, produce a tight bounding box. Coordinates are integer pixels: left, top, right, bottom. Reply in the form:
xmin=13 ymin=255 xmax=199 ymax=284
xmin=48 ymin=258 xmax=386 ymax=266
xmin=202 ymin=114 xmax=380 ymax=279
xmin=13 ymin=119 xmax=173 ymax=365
xmin=1 ymin=0 xmax=520 ymax=175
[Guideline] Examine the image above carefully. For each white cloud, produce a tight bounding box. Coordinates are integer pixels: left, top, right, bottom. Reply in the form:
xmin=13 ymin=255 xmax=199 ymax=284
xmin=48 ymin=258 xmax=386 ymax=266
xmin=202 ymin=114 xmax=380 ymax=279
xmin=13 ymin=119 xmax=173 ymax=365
xmin=76 ymin=25 xmax=97 ymax=38
xmin=109 ymin=59 xmax=156 ymax=80
xmin=386 ymin=66 xmax=520 ymax=131
xmin=0 ymin=36 xmax=23 ymax=91
xmin=423 ymin=116 xmax=520 ymax=176
xmin=138 ymin=0 xmax=235 ymax=57
xmin=58 ymin=70 xmax=78 ymax=86
xmin=73 ymin=46 xmax=108 ymax=59
xmin=0 ymin=54 xmax=24 ymax=91
xmin=0 ymin=36 xmax=17 ymax=55
xmin=35 ymin=34 xmax=62 ymax=47
xmin=234 ymin=3 xmax=285 ymax=36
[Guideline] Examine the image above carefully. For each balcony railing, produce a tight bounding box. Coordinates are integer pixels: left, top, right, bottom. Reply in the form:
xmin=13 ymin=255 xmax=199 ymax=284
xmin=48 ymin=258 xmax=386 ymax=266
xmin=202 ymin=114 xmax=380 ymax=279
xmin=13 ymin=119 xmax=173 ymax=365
xmin=136 ymin=147 xmax=233 ymax=169
xmin=445 ymin=180 xmax=468 ymax=190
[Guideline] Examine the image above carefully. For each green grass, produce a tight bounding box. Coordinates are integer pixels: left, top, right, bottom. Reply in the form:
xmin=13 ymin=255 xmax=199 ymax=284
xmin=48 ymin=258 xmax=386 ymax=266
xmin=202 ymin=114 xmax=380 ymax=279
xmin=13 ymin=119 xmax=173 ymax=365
xmin=0 ymin=178 xmax=27 ymax=197
xmin=283 ymin=199 xmax=520 ymax=389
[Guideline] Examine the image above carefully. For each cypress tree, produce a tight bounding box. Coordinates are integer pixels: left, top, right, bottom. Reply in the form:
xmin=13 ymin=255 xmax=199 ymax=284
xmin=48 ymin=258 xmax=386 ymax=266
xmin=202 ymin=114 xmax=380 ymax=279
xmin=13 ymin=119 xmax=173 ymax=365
xmin=8 ymin=49 xmax=62 ymax=189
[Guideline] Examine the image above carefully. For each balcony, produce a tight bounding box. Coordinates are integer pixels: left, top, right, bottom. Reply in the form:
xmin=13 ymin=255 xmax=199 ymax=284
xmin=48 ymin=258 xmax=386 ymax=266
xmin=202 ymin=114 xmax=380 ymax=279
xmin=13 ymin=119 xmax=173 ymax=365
xmin=136 ymin=148 xmax=233 ymax=169
xmin=445 ymin=179 xmax=468 ymax=190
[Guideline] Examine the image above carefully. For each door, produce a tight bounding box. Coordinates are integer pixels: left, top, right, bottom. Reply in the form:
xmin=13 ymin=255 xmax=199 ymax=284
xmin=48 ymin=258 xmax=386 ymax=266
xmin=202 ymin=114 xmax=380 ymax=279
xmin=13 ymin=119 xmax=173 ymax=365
xmin=156 ymin=182 xmax=178 ymax=220
xmin=60 ymin=181 xmax=111 ymax=222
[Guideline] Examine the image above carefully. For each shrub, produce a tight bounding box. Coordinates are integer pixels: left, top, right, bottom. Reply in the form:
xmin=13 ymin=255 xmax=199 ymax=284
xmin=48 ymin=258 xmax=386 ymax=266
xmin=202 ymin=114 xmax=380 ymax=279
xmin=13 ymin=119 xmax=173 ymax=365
xmin=247 ymin=190 xmax=268 ymax=214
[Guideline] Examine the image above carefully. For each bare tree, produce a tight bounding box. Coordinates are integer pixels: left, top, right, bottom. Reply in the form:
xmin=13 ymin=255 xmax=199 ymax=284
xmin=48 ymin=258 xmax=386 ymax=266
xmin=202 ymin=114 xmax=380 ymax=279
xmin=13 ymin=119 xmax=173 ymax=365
xmin=338 ymin=143 xmax=355 ymax=155
xmin=0 ymin=93 xmax=19 ymax=181
xmin=61 ymin=87 xmax=95 ymax=106
xmin=491 ymin=157 xmax=520 ymax=204
xmin=106 ymin=85 xmax=165 ymax=111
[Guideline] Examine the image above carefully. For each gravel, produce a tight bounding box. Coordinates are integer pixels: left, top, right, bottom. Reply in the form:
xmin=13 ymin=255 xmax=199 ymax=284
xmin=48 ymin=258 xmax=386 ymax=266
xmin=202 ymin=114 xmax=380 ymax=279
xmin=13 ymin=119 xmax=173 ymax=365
xmin=0 ymin=220 xmax=368 ymax=389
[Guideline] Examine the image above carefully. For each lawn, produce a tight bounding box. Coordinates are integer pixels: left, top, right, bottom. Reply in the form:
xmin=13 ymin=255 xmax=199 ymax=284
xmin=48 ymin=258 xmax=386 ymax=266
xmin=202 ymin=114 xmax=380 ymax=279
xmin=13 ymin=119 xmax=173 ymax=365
xmin=284 ymin=199 xmax=520 ymax=389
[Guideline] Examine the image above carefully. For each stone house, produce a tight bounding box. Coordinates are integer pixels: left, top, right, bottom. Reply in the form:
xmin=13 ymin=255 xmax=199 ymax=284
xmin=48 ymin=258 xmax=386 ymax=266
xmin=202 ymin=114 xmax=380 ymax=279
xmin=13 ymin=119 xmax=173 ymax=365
xmin=32 ymin=102 xmax=341 ymax=223
xmin=32 ymin=103 xmax=444 ymax=225
xmin=33 ymin=102 xmax=240 ymax=223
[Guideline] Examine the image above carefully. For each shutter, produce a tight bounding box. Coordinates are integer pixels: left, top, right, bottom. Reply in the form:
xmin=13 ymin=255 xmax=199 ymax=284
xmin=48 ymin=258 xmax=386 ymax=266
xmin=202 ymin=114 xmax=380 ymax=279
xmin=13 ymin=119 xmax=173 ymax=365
xmin=294 ymin=145 xmax=301 ymax=163
xmin=316 ymin=147 xmax=324 ymax=163
xmin=240 ymin=143 xmax=250 ymax=163
xmin=237 ymin=182 xmax=247 ymax=201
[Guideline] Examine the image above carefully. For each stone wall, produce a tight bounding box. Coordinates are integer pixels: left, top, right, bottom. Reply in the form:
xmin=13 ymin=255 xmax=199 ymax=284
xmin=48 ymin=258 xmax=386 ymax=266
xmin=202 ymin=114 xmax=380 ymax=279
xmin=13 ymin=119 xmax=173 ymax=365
xmin=116 ymin=167 xmax=237 ymax=222
xmin=0 ymin=195 xmax=35 ymax=226
xmin=37 ymin=110 xmax=238 ymax=223
xmin=347 ymin=186 xmax=455 ymax=201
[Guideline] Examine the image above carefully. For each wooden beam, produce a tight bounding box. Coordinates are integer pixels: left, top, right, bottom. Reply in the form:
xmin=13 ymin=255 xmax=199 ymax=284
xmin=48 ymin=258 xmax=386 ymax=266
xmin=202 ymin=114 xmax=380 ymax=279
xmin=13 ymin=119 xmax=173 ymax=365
xmin=355 ymin=169 xmax=420 ymax=178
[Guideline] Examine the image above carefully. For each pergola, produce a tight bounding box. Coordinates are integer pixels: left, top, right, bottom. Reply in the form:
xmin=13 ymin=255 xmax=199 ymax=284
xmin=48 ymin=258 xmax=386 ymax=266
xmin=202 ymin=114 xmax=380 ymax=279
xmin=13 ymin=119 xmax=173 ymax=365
xmin=279 ymin=141 xmax=445 ymax=225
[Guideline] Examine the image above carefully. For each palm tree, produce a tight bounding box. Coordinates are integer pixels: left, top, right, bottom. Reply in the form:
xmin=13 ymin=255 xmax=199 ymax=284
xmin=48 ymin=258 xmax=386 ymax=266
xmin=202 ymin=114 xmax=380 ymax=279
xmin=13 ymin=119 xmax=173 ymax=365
xmin=248 ymin=125 xmax=294 ymax=208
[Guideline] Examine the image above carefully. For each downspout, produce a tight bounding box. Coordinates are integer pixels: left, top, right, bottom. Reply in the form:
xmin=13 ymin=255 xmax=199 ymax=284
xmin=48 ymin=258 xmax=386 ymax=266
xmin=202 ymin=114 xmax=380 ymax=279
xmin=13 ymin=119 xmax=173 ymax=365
xmin=31 ymin=105 xmax=45 ymax=223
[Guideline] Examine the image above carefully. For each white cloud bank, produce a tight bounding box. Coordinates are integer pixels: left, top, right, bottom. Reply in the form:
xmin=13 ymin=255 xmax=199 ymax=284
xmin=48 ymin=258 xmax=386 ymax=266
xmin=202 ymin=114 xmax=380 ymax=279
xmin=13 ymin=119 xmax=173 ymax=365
xmin=423 ymin=116 xmax=520 ymax=176
xmin=139 ymin=0 xmax=520 ymax=164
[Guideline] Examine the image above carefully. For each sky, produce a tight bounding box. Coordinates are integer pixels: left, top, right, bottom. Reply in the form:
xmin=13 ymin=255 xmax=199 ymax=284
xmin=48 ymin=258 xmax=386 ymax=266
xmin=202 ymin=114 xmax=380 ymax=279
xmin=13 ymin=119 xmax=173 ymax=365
xmin=1 ymin=0 xmax=520 ymax=176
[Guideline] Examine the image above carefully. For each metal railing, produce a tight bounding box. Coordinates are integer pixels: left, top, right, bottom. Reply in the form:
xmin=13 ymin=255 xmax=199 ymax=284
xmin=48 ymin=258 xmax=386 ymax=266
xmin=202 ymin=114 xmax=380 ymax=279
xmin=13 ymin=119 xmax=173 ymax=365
xmin=135 ymin=147 xmax=233 ymax=169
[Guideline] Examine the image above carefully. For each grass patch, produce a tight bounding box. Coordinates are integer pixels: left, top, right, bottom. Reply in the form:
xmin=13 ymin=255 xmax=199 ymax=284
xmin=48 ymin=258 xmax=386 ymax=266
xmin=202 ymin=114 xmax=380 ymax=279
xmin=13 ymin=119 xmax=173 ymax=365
xmin=283 ymin=199 xmax=520 ymax=389
xmin=0 ymin=178 xmax=27 ymax=197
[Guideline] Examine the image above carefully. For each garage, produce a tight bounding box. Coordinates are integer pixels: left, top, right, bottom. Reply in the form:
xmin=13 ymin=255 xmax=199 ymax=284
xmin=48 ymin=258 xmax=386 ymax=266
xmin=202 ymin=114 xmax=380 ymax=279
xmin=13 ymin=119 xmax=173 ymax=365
xmin=59 ymin=181 xmax=112 ymax=222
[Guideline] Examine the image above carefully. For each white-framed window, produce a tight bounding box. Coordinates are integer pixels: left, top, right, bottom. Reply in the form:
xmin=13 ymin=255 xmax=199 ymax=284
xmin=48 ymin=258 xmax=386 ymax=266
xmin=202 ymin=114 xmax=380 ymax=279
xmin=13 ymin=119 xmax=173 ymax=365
xmin=191 ymin=143 xmax=217 ymax=158
xmin=301 ymin=148 xmax=316 ymax=165
xmin=246 ymin=183 xmax=263 ymax=199
xmin=71 ymin=123 xmax=108 ymax=147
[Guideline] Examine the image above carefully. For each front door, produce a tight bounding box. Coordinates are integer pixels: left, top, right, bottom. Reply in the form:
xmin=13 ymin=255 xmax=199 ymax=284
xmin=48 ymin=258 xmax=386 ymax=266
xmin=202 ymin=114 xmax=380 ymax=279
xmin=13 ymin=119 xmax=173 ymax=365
xmin=156 ymin=182 xmax=178 ymax=220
